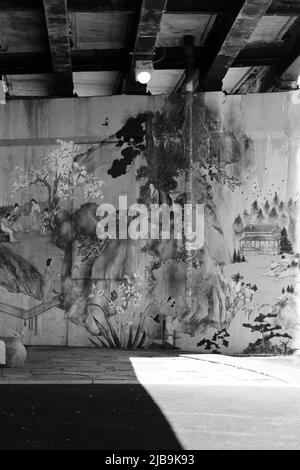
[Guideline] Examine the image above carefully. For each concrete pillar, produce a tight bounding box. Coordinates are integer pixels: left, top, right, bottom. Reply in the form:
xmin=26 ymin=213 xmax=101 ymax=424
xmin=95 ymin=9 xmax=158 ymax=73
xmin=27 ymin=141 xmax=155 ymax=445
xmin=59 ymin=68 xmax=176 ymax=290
xmin=184 ymin=35 xmax=194 ymax=316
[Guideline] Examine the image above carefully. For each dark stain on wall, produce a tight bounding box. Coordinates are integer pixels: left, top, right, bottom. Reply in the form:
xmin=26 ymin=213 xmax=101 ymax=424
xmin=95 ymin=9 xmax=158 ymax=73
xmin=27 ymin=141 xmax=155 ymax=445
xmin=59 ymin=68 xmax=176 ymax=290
xmin=107 ymin=113 xmax=151 ymax=178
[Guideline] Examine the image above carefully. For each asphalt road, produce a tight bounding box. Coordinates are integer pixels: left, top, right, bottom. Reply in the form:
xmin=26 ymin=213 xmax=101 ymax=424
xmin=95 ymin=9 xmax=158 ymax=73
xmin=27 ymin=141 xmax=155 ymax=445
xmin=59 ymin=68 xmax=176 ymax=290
xmin=0 ymin=384 xmax=299 ymax=450
xmin=144 ymin=384 xmax=300 ymax=450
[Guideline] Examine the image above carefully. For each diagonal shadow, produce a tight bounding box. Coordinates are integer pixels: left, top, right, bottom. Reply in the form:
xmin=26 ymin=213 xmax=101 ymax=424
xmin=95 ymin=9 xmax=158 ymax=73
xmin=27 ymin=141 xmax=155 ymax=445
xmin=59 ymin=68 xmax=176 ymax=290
xmin=0 ymin=353 xmax=182 ymax=450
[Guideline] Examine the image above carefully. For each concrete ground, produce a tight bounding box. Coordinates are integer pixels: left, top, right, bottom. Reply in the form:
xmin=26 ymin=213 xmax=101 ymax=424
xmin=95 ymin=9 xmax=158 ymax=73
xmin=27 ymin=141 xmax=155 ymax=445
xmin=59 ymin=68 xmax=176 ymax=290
xmin=1 ymin=347 xmax=300 ymax=449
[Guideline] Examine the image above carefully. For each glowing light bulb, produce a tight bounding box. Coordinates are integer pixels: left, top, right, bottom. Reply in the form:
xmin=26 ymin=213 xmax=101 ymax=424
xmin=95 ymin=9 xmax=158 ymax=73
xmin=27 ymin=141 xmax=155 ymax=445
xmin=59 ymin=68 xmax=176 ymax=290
xmin=136 ymin=71 xmax=151 ymax=84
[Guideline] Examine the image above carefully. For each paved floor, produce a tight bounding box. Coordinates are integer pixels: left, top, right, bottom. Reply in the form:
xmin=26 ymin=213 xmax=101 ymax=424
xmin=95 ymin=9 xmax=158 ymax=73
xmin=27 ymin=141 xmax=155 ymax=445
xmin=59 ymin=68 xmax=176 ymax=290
xmin=0 ymin=383 xmax=299 ymax=450
xmin=1 ymin=348 xmax=300 ymax=449
xmin=1 ymin=347 xmax=300 ymax=386
xmin=0 ymin=384 xmax=182 ymax=450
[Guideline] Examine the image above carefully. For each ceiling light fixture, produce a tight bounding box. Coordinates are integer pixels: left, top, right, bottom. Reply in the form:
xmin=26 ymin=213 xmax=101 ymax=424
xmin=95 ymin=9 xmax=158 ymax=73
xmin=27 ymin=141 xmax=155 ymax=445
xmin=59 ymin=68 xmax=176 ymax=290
xmin=136 ymin=71 xmax=151 ymax=84
xmin=135 ymin=60 xmax=153 ymax=85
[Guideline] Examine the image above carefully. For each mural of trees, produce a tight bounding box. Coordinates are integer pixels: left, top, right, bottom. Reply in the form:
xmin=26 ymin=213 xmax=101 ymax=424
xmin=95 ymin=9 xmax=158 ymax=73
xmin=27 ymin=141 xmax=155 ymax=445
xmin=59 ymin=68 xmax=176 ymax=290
xmin=237 ymin=194 xmax=297 ymax=240
xmin=102 ymin=98 xmax=242 ymax=334
xmin=0 ymin=95 xmax=297 ymax=352
xmin=197 ymin=329 xmax=230 ymax=353
xmin=280 ymin=228 xmax=293 ymax=255
xmin=269 ymin=207 xmax=278 ymax=219
xmin=243 ymin=310 xmax=292 ymax=355
xmin=233 ymin=250 xmax=245 ymax=263
xmin=233 ymin=215 xmax=243 ymax=234
xmin=257 ymin=209 xmax=264 ymax=221
xmin=0 ymin=140 xmax=106 ymax=329
xmin=273 ymin=192 xmax=279 ymax=206
xmin=12 ymin=140 xmax=104 ymax=210
xmin=251 ymin=200 xmax=259 ymax=213
xmin=264 ymin=200 xmax=270 ymax=213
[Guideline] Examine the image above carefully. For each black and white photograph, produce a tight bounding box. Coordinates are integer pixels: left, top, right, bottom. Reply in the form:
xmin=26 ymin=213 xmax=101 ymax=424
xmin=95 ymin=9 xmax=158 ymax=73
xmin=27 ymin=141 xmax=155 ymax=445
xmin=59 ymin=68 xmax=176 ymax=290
xmin=0 ymin=0 xmax=300 ymax=452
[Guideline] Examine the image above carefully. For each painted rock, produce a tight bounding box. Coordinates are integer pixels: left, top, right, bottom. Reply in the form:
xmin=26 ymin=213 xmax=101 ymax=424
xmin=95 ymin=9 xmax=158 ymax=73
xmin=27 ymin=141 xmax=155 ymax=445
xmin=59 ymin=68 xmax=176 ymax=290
xmin=0 ymin=337 xmax=27 ymax=368
xmin=0 ymin=340 xmax=5 ymax=365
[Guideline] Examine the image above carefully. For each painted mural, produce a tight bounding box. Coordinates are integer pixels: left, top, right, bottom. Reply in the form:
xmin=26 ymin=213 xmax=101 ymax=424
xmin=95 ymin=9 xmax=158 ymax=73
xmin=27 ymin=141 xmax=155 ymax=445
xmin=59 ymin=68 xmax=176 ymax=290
xmin=0 ymin=92 xmax=299 ymax=354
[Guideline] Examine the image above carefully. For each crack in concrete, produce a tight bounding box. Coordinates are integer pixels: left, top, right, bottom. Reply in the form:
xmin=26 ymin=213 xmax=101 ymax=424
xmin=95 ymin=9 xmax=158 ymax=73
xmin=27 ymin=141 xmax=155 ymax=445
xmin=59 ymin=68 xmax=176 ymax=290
xmin=179 ymin=355 xmax=291 ymax=385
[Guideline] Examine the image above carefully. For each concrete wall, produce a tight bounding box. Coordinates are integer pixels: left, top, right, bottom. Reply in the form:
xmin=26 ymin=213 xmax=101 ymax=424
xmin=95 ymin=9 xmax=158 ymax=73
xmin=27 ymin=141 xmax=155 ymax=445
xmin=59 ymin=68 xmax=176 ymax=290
xmin=0 ymin=92 xmax=299 ymax=354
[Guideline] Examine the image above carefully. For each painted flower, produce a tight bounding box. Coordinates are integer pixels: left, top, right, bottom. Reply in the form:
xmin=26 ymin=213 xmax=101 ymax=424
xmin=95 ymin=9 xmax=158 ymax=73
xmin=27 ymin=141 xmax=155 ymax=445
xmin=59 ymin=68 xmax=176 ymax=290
xmin=111 ymin=290 xmax=118 ymax=301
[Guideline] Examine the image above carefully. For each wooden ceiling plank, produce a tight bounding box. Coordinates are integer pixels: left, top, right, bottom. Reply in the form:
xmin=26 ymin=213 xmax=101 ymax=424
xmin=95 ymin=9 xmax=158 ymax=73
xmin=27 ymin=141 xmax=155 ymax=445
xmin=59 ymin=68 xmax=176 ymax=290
xmin=42 ymin=0 xmax=74 ymax=96
xmin=199 ymin=0 xmax=274 ymax=91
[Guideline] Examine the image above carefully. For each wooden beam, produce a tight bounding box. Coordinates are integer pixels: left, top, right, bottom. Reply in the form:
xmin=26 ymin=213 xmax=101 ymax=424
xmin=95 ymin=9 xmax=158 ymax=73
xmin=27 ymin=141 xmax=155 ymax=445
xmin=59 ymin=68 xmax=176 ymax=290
xmin=0 ymin=44 xmax=285 ymax=75
xmin=1 ymin=0 xmax=300 ymax=15
xmin=233 ymin=43 xmax=284 ymax=67
xmin=125 ymin=0 xmax=167 ymax=94
xmin=267 ymin=0 xmax=300 ymax=16
xmin=0 ymin=50 xmax=130 ymax=75
xmin=42 ymin=0 xmax=74 ymax=96
xmin=0 ymin=0 xmax=225 ymax=13
xmin=69 ymin=0 xmax=140 ymax=12
xmin=154 ymin=44 xmax=284 ymax=69
xmin=199 ymin=0 xmax=274 ymax=91
xmin=72 ymin=49 xmax=130 ymax=71
xmin=259 ymin=17 xmax=300 ymax=91
xmin=166 ymin=0 xmax=239 ymax=15
xmin=0 ymin=0 xmax=42 ymax=10
xmin=168 ymin=0 xmax=300 ymax=16
xmin=113 ymin=2 xmax=142 ymax=94
xmin=0 ymin=52 xmax=52 ymax=74
xmin=0 ymin=0 xmax=139 ymax=11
